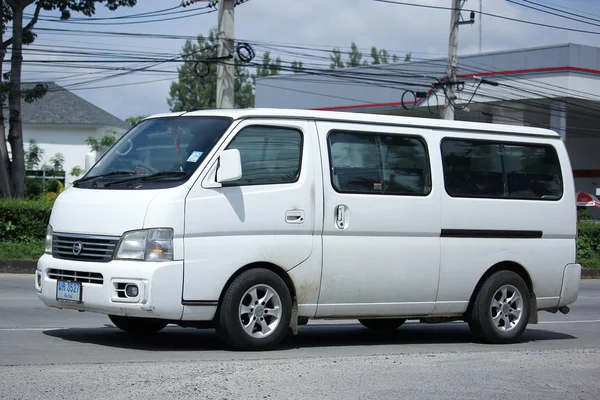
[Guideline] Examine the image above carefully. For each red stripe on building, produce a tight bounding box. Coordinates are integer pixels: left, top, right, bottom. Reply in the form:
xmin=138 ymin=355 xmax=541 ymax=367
xmin=458 ymin=66 xmax=600 ymax=79
xmin=573 ymin=170 xmax=600 ymax=178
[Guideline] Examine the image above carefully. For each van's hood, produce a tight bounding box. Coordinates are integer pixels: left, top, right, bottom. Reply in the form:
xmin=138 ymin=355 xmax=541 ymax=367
xmin=49 ymin=186 xmax=188 ymax=236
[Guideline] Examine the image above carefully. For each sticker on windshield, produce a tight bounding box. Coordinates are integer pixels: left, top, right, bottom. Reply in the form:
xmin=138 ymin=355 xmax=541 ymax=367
xmin=187 ymin=151 xmax=203 ymax=163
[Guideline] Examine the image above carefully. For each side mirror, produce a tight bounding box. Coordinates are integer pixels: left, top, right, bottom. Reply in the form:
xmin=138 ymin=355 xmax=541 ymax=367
xmin=216 ymin=149 xmax=242 ymax=183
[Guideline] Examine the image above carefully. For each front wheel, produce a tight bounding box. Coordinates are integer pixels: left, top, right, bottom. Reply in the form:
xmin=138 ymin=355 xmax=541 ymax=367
xmin=108 ymin=315 xmax=168 ymax=334
xmin=358 ymin=318 xmax=406 ymax=331
xmin=468 ymin=271 xmax=530 ymax=344
xmin=216 ymin=268 xmax=292 ymax=351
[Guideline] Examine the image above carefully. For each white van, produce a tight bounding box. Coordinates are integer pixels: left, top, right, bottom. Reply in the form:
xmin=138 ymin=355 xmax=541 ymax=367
xmin=36 ymin=108 xmax=581 ymax=350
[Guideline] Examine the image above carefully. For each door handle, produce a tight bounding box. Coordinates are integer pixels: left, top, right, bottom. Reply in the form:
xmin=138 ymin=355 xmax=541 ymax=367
xmin=286 ymin=210 xmax=305 ymax=224
xmin=335 ymin=205 xmax=346 ymax=229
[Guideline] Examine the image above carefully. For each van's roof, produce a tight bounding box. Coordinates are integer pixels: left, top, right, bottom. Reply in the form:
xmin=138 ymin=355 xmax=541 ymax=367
xmin=144 ymin=108 xmax=561 ymax=138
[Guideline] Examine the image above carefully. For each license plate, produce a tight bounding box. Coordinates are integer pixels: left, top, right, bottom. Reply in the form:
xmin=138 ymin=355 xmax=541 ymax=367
xmin=56 ymin=280 xmax=82 ymax=304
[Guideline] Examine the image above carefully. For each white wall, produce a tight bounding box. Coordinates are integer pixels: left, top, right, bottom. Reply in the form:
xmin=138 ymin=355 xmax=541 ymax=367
xmin=22 ymin=124 xmax=126 ymax=187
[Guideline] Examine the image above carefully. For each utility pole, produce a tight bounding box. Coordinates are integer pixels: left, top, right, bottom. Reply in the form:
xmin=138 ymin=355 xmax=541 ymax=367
xmin=216 ymin=0 xmax=235 ymax=109
xmin=479 ymin=0 xmax=482 ymax=53
xmin=443 ymin=0 xmax=473 ymax=120
xmin=443 ymin=0 xmax=461 ymax=120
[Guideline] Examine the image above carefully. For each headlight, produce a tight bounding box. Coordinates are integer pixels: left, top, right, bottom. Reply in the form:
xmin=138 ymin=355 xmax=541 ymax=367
xmin=44 ymin=225 xmax=53 ymax=254
xmin=115 ymin=228 xmax=174 ymax=261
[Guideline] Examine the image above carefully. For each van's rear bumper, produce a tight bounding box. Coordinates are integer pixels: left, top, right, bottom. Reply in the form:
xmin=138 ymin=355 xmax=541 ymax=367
xmin=557 ymin=263 xmax=581 ymax=307
xmin=35 ymin=254 xmax=184 ymax=320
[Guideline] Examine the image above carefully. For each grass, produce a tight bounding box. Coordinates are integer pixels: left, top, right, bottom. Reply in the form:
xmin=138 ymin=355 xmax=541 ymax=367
xmin=0 ymin=240 xmax=44 ymax=260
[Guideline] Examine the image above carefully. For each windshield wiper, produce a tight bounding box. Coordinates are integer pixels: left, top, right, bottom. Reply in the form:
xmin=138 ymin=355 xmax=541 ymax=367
xmin=73 ymin=171 xmax=136 ymax=185
xmin=103 ymin=171 xmax=188 ymax=187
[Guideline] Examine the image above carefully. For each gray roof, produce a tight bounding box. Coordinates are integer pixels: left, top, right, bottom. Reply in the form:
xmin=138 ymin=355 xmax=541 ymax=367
xmin=14 ymin=82 xmax=130 ymax=129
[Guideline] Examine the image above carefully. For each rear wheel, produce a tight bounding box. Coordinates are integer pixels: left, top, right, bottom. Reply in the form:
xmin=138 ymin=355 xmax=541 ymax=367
xmin=358 ymin=318 xmax=406 ymax=331
xmin=216 ymin=268 xmax=292 ymax=351
xmin=108 ymin=315 xmax=168 ymax=334
xmin=468 ymin=270 xmax=530 ymax=344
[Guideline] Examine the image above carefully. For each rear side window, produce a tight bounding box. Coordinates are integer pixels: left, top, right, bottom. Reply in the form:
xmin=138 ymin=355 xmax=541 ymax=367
xmin=225 ymin=126 xmax=302 ymax=186
xmin=441 ymin=139 xmax=563 ymax=200
xmin=328 ymin=131 xmax=431 ymax=196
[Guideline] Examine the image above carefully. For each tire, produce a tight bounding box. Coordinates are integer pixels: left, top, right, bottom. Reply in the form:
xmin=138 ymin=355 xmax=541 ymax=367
xmin=108 ymin=315 xmax=168 ymax=334
xmin=467 ymin=271 xmax=531 ymax=344
xmin=216 ymin=268 xmax=292 ymax=351
xmin=358 ymin=318 xmax=406 ymax=331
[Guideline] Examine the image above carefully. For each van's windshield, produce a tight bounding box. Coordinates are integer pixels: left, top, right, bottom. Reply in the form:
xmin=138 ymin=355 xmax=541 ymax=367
xmin=74 ymin=116 xmax=233 ymax=189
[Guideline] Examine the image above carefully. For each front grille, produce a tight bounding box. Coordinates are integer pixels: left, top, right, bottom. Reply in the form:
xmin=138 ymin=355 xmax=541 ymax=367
xmin=48 ymin=269 xmax=104 ymax=284
xmin=52 ymin=232 xmax=120 ymax=263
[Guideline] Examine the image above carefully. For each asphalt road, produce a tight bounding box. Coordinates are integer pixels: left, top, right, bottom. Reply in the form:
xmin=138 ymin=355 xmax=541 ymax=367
xmin=1 ymin=275 xmax=599 ymax=399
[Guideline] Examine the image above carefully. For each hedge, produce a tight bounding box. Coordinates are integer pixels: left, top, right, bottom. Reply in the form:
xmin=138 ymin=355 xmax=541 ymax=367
xmin=577 ymin=220 xmax=600 ymax=268
xmin=1 ymin=198 xmax=600 ymax=267
xmin=0 ymin=240 xmax=44 ymax=260
xmin=0 ymin=199 xmax=54 ymax=243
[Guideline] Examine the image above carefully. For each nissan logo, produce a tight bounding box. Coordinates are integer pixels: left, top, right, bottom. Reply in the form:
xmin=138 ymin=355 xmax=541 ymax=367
xmin=72 ymin=241 xmax=83 ymax=256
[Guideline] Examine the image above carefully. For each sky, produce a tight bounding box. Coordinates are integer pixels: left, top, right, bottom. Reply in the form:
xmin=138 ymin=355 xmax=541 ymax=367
xmin=5 ymin=0 xmax=600 ymax=121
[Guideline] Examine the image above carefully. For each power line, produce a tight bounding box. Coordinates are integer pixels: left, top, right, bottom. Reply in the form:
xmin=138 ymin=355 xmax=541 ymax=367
xmin=457 ymin=59 xmax=600 ymax=103
xmin=253 ymin=59 xmax=600 ymax=123
xmin=520 ymin=0 xmax=600 ymax=22
xmin=374 ymin=0 xmax=600 ymax=35
xmin=506 ymin=0 xmax=600 ymax=28
xmin=32 ymin=6 xmax=216 ymax=26
xmin=242 ymin=38 xmax=445 ymax=57
xmin=55 ymin=76 xmax=176 ymax=91
xmin=256 ymin=81 xmax=600 ymax=136
xmin=7 ymin=27 xmax=599 ymax=119
xmin=32 ymin=27 xmax=199 ymax=40
xmin=24 ymin=4 xmax=186 ymax=22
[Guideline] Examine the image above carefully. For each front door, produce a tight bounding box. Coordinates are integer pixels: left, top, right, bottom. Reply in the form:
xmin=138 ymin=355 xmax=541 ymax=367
xmin=315 ymin=121 xmax=442 ymax=318
xmin=182 ymin=119 xmax=319 ymax=306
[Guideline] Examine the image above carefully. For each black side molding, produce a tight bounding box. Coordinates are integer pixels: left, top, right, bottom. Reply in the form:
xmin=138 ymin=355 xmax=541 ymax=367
xmin=182 ymin=300 xmax=219 ymax=306
xmin=441 ymin=229 xmax=543 ymax=239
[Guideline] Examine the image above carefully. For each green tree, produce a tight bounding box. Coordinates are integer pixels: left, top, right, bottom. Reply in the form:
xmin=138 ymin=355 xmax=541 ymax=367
xmin=255 ymin=51 xmax=281 ymax=79
xmin=49 ymin=152 xmax=64 ymax=171
xmin=70 ymin=165 xmax=84 ymax=178
xmin=291 ymin=60 xmax=304 ymax=73
xmin=329 ymin=48 xmax=346 ymax=69
xmin=86 ymin=129 xmax=118 ymax=157
xmin=125 ymin=115 xmax=147 ymax=126
xmin=167 ymin=28 xmax=254 ymax=111
xmin=0 ymin=0 xmax=137 ymax=199
xmin=25 ymin=138 xmax=43 ymax=170
xmin=347 ymin=42 xmax=367 ymax=67
xmin=330 ymin=42 xmax=412 ymax=68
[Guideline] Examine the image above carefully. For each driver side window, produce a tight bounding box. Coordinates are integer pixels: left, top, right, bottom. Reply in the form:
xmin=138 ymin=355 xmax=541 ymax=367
xmin=224 ymin=126 xmax=303 ymax=186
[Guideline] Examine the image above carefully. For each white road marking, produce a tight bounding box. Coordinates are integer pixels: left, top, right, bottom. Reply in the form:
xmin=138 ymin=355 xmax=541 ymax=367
xmin=537 ymin=319 xmax=600 ymax=324
xmin=0 ymin=327 xmax=65 ymax=331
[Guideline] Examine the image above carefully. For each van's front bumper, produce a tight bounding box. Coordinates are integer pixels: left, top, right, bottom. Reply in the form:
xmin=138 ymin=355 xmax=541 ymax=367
xmin=35 ymin=254 xmax=184 ymax=320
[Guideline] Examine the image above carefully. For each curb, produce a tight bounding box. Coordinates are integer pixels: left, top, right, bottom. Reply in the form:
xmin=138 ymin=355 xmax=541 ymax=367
xmin=1 ymin=259 xmax=599 ymax=278
xmin=582 ymin=268 xmax=600 ymax=279
xmin=0 ymin=259 xmax=38 ymax=274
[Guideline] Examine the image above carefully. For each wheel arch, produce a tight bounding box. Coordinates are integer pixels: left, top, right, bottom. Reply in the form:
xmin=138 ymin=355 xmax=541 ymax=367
xmin=466 ymin=261 xmax=534 ymax=314
xmin=217 ymin=261 xmax=297 ymax=307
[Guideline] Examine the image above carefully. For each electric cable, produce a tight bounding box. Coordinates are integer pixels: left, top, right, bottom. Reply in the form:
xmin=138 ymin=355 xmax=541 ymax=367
xmin=374 ymin=0 xmax=600 ymax=35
